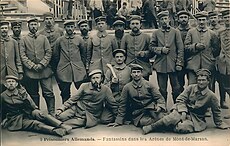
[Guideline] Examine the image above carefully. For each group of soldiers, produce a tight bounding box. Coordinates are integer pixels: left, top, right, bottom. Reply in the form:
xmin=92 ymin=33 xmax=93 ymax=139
xmin=0 ymin=8 xmax=230 ymax=137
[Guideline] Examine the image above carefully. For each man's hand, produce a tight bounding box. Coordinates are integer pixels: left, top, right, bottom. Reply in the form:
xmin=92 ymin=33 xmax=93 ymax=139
xmin=18 ymin=73 xmax=23 ymax=80
xmin=155 ymin=106 xmax=162 ymax=113
xmin=32 ymin=109 xmax=45 ymax=120
xmin=36 ymin=64 xmax=43 ymax=71
xmin=217 ymin=122 xmax=230 ymax=129
xmin=55 ymin=109 xmax=63 ymax=117
xmin=112 ymin=77 xmax=118 ymax=83
xmin=138 ymin=51 xmax=145 ymax=57
xmin=176 ymin=65 xmax=182 ymax=71
xmin=162 ymin=47 xmax=170 ymax=54
xmin=107 ymin=122 xmax=121 ymax=127
xmin=180 ymin=112 xmax=186 ymax=122
xmin=196 ymin=43 xmax=205 ymax=51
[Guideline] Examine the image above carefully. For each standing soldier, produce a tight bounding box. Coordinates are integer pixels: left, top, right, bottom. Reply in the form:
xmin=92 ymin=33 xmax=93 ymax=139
xmin=216 ymin=9 xmax=230 ymax=110
xmin=20 ymin=17 xmax=55 ymax=115
xmin=176 ymin=10 xmax=192 ymax=92
xmin=103 ymin=49 xmax=131 ymax=123
xmin=77 ymin=19 xmax=92 ymax=74
xmin=113 ymin=20 xmax=125 ymax=48
xmin=108 ymin=64 xmax=166 ymax=129
xmin=184 ymin=11 xmax=219 ymax=91
xmin=53 ymin=20 xmax=87 ymax=102
xmin=0 ymin=20 xmax=23 ymax=93
xmin=38 ymin=12 xmax=64 ymax=71
xmin=120 ymin=15 xmax=151 ymax=80
xmin=89 ymin=16 xmax=118 ymax=74
xmin=150 ymin=11 xmax=184 ymax=103
xmin=11 ymin=20 xmax=23 ymax=44
xmin=208 ymin=11 xmax=227 ymax=109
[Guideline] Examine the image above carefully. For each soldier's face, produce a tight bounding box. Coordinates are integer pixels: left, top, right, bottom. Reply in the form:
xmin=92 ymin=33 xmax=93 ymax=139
xmin=114 ymin=24 xmax=124 ymax=38
xmin=0 ymin=25 xmax=9 ymax=37
xmin=178 ymin=14 xmax=189 ymax=25
xmin=28 ymin=22 xmax=38 ymax=34
xmin=91 ymin=74 xmax=102 ymax=88
xmin=130 ymin=20 xmax=141 ymax=33
xmin=5 ymin=79 xmax=18 ymax=91
xmin=197 ymin=17 xmax=208 ymax=29
xmin=223 ymin=15 xmax=230 ymax=26
xmin=79 ymin=23 xmax=89 ymax=35
xmin=65 ymin=24 xmax=75 ymax=35
xmin=114 ymin=53 xmax=125 ymax=65
xmin=12 ymin=26 xmax=21 ymax=37
xmin=44 ymin=16 xmax=54 ymax=27
xmin=131 ymin=70 xmax=142 ymax=81
xmin=97 ymin=21 xmax=107 ymax=32
xmin=209 ymin=15 xmax=218 ymax=26
xmin=159 ymin=16 xmax=170 ymax=28
xmin=197 ymin=76 xmax=209 ymax=90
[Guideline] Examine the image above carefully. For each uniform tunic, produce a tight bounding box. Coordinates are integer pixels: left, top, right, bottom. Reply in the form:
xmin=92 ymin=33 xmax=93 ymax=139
xmin=115 ymin=78 xmax=166 ymax=126
xmin=120 ymin=31 xmax=151 ymax=77
xmin=0 ymin=36 xmax=23 ymax=83
xmin=58 ymin=82 xmax=118 ymax=128
xmin=53 ymin=34 xmax=86 ymax=82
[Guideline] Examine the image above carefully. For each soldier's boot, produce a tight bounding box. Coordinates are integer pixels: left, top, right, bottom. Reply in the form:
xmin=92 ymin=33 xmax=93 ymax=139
xmin=44 ymin=114 xmax=72 ymax=134
xmin=172 ymin=91 xmax=181 ymax=104
xmin=45 ymin=97 xmax=55 ymax=116
xmin=38 ymin=124 xmax=67 ymax=137
xmin=220 ymin=88 xmax=228 ymax=109
xmin=142 ymin=118 xmax=165 ymax=135
xmin=32 ymin=95 xmax=40 ymax=108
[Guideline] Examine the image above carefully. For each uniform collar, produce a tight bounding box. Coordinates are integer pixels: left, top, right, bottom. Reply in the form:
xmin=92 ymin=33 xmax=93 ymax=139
xmin=132 ymin=78 xmax=144 ymax=88
xmin=130 ymin=30 xmax=142 ymax=36
xmin=65 ymin=33 xmax=74 ymax=39
xmin=89 ymin=82 xmax=102 ymax=91
xmin=5 ymin=89 xmax=19 ymax=97
xmin=178 ymin=24 xmax=190 ymax=31
xmin=0 ymin=36 xmax=10 ymax=42
xmin=196 ymin=26 xmax=208 ymax=32
xmin=114 ymin=64 xmax=126 ymax=70
xmin=97 ymin=31 xmax=108 ymax=38
xmin=194 ymin=85 xmax=209 ymax=95
xmin=12 ymin=35 xmax=21 ymax=40
xmin=45 ymin=26 xmax=55 ymax=33
xmin=81 ymin=34 xmax=89 ymax=39
xmin=28 ymin=32 xmax=38 ymax=38
xmin=161 ymin=26 xmax=171 ymax=32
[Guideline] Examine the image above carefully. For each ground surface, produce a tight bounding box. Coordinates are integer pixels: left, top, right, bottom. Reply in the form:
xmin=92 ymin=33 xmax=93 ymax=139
xmin=1 ymin=71 xmax=230 ymax=146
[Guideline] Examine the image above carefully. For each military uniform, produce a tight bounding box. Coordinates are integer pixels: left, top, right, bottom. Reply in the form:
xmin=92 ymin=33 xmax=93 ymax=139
xmin=115 ymin=78 xmax=166 ymax=127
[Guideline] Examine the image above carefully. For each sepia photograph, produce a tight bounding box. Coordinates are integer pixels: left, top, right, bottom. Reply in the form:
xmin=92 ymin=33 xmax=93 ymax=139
xmin=0 ymin=0 xmax=230 ymax=146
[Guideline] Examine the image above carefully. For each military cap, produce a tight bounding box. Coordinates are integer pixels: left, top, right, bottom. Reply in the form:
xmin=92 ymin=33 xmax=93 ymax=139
xmin=130 ymin=64 xmax=143 ymax=71
xmin=95 ymin=16 xmax=106 ymax=23
xmin=177 ymin=10 xmax=190 ymax=16
xmin=5 ymin=75 xmax=18 ymax=81
xmin=63 ymin=20 xmax=76 ymax=26
xmin=11 ymin=20 xmax=22 ymax=27
xmin=77 ymin=19 xmax=88 ymax=26
xmin=208 ymin=11 xmax=218 ymax=17
xmin=0 ymin=21 xmax=10 ymax=26
xmin=43 ymin=12 xmax=54 ymax=18
xmin=221 ymin=9 xmax=230 ymax=17
xmin=194 ymin=11 xmax=208 ymax=18
xmin=157 ymin=11 xmax=169 ymax=19
xmin=112 ymin=49 xmax=126 ymax=57
xmin=113 ymin=20 xmax=125 ymax=26
xmin=89 ymin=69 xmax=103 ymax=77
xmin=27 ymin=17 xmax=38 ymax=23
xmin=196 ymin=68 xmax=211 ymax=77
xmin=130 ymin=15 xmax=142 ymax=21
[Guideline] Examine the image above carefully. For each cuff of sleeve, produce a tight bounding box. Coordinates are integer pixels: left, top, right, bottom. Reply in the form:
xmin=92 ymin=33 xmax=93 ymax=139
xmin=40 ymin=60 xmax=47 ymax=67
xmin=157 ymin=104 xmax=166 ymax=111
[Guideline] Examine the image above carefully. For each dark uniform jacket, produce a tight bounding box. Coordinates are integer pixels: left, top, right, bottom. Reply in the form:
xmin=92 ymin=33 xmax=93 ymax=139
xmin=20 ymin=33 xmax=53 ymax=79
xmin=0 ymin=87 xmax=38 ymax=131
xmin=184 ymin=27 xmax=219 ymax=72
xmin=1 ymin=36 xmax=23 ymax=83
xmin=53 ymin=34 xmax=87 ymax=82
xmin=115 ymin=78 xmax=166 ymax=126
xmin=58 ymin=82 xmax=118 ymax=128
xmin=150 ymin=27 xmax=184 ymax=73
xmin=120 ymin=31 xmax=151 ymax=77
xmin=173 ymin=84 xmax=223 ymax=132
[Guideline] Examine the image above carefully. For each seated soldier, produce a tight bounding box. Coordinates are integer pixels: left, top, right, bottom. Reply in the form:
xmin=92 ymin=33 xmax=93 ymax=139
xmin=142 ymin=69 xmax=230 ymax=134
xmin=108 ymin=64 xmax=166 ymax=129
xmin=55 ymin=69 xmax=118 ymax=128
xmin=0 ymin=75 xmax=72 ymax=137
